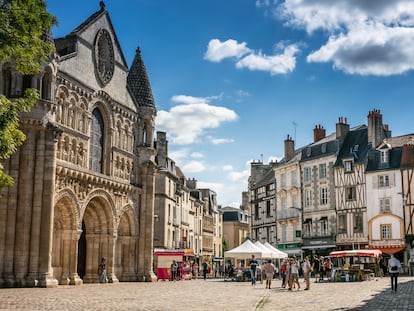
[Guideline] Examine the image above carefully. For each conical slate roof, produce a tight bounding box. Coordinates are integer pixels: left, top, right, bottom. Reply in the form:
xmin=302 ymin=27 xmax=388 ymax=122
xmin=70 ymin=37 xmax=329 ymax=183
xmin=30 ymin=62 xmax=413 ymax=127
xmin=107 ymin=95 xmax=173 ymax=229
xmin=127 ymin=47 xmax=155 ymax=108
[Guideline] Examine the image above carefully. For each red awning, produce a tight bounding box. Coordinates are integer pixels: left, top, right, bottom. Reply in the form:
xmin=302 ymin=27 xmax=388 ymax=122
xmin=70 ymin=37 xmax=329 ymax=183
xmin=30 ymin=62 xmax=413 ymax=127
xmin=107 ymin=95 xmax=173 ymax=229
xmin=373 ymin=247 xmax=405 ymax=254
xmin=329 ymin=249 xmax=382 ymax=258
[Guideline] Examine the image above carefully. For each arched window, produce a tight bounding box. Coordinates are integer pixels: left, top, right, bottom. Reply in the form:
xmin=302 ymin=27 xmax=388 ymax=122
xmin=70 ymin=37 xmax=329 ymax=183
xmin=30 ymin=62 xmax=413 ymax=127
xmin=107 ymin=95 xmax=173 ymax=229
xmin=2 ymin=68 xmax=12 ymax=97
xmin=41 ymin=68 xmax=52 ymax=100
xmin=89 ymin=108 xmax=105 ymax=173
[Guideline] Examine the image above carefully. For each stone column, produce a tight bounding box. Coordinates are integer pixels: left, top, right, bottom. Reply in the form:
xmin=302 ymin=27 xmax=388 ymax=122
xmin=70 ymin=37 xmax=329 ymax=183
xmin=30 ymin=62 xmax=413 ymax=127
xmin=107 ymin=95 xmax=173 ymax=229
xmin=107 ymin=234 xmax=119 ymax=283
xmin=38 ymin=123 xmax=60 ymax=288
xmin=69 ymin=230 xmax=83 ymax=285
xmin=138 ymin=161 xmax=157 ymax=282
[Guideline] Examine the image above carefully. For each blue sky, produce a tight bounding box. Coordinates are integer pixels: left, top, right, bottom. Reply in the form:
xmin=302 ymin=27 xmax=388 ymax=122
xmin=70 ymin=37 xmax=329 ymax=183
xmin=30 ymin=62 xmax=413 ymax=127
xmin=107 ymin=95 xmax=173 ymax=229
xmin=46 ymin=0 xmax=414 ymax=207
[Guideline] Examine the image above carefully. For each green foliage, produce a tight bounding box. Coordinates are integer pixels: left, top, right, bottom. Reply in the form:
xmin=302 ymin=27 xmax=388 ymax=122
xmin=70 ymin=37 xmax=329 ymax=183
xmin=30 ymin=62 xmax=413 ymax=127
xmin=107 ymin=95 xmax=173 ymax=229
xmin=0 ymin=0 xmax=57 ymax=74
xmin=0 ymin=0 xmax=56 ymax=188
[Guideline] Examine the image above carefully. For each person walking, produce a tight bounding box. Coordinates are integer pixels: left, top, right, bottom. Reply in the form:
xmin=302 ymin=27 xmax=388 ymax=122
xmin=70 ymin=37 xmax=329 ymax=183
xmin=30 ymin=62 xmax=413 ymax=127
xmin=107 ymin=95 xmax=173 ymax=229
xmin=290 ymin=257 xmax=300 ymax=290
xmin=249 ymin=254 xmax=259 ymax=285
xmin=263 ymin=260 xmax=276 ymax=289
xmin=280 ymin=258 xmax=288 ymax=288
xmin=302 ymin=256 xmax=311 ymax=290
xmin=98 ymin=257 xmax=107 ymax=283
xmin=202 ymin=261 xmax=208 ymax=280
xmin=388 ymin=254 xmax=401 ymax=291
xmin=171 ymin=260 xmax=178 ymax=281
xmin=192 ymin=261 xmax=199 ymax=280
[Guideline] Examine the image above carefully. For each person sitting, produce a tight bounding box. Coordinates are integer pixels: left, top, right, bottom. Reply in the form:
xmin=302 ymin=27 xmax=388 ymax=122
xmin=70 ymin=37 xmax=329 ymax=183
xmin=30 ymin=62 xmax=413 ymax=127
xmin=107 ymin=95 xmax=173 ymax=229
xmin=236 ymin=267 xmax=243 ymax=282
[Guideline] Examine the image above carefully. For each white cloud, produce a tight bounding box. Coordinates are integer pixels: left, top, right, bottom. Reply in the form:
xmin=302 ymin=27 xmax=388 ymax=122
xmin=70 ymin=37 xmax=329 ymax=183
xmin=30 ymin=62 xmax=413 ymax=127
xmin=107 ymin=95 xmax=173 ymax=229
xmin=156 ymin=95 xmax=238 ymax=145
xmin=182 ymin=161 xmax=206 ymax=173
xmin=190 ymin=152 xmax=204 ymax=158
xmin=168 ymin=148 xmax=190 ymax=163
xmin=236 ymin=44 xmax=299 ymax=75
xmin=273 ymin=0 xmax=414 ymax=76
xmin=307 ymin=24 xmax=414 ymax=76
xmin=222 ymin=165 xmax=233 ymax=171
xmin=205 ymin=38 xmax=299 ymax=75
xmin=204 ymin=39 xmax=252 ymax=62
xmin=207 ymin=136 xmax=235 ymax=145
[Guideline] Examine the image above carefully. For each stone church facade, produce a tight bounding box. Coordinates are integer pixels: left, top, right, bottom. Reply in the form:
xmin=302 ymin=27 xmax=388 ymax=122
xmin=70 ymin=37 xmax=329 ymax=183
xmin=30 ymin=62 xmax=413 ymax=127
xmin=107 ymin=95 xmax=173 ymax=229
xmin=0 ymin=3 xmax=157 ymax=287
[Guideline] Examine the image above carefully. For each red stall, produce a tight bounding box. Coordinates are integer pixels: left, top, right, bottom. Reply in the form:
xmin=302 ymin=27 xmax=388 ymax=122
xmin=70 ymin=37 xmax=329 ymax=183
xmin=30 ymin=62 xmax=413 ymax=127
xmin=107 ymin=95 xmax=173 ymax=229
xmin=154 ymin=249 xmax=195 ymax=280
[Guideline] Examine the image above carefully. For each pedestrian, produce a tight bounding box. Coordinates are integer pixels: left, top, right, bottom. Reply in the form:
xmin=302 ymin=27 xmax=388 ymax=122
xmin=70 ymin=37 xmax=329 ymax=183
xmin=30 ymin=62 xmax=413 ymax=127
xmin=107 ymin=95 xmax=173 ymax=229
xmin=202 ymin=261 xmax=208 ymax=280
xmin=171 ymin=260 xmax=178 ymax=281
xmin=290 ymin=257 xmax=300 ymax=290
xmin=313 ymin=255 xmax=320 ymax=283
xmin=388 ymin=254 xmax=401 ymax=291
xmin=302 ymin=256 xmax=311 ymax=290
xmin=192 ymin=261 xmax=199 ymax=280
xmin=280 ymin=258 xmax=288 ymax=288
xmin=249 ymin=254 xmax=259 ymax=285
xmin=263 ymin=260 xmax=276 ymax=289
xmin=98 ymin=257 xmax=107 ymax=283
xmin=324 ymin=257 xmax=332 ymax=281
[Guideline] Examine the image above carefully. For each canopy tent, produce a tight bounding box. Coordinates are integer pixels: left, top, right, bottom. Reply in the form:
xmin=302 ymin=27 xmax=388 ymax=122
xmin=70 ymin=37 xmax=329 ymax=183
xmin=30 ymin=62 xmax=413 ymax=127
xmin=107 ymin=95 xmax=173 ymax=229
xmin=263 ymin=242 xmax=288 ymax=259
xmin=254 ymin=241 xmax=274 ymax=258
xmin=224 ymin=239 xmax=264 ymax=259
xmin=329 ymin=249 xmax=382 ymax=258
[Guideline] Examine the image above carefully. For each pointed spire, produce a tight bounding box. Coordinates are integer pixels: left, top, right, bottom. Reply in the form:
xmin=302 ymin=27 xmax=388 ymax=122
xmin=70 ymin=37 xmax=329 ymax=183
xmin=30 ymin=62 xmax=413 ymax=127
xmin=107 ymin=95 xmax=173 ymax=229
xmin=127 ymin=47 xmax=155 ymax=108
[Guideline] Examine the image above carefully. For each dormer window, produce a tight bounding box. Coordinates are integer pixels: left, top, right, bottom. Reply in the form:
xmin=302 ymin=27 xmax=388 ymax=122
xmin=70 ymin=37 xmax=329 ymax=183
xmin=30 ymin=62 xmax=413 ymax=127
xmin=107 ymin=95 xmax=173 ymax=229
xmin=380 ymin=150 xmax=389 ymax=163
xmin=344 ymin=160 xmax=353 ymax=173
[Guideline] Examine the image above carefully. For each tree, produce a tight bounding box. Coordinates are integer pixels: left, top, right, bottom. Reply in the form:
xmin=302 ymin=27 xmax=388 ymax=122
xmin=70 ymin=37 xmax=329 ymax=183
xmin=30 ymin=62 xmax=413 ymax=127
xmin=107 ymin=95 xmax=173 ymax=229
xmin=0 ymin=0 xmax=56 ymax=187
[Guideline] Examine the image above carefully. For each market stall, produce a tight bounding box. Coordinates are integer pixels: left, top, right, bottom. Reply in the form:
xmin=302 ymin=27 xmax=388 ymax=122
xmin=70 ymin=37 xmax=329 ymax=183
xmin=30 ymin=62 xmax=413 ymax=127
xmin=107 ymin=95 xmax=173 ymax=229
xmin=329 ymin=249 xmax=382 ymax=281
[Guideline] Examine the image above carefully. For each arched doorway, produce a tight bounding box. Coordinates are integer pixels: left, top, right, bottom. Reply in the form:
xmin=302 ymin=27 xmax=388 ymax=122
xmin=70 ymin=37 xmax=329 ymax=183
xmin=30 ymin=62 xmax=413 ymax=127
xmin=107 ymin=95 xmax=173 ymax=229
xmin=77 ymin=221 xmax=86 ymax=279
xmin=80 ymin=195 xmax=116 ymax=283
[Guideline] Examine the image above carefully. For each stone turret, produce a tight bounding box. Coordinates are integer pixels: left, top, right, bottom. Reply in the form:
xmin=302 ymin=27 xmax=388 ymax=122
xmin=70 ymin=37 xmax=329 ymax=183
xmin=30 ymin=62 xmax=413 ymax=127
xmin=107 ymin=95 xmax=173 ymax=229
xmin=155 ymin=131 xmax=168 ymax=168
xmin=127 ymin=47 xmax=156 ymax=108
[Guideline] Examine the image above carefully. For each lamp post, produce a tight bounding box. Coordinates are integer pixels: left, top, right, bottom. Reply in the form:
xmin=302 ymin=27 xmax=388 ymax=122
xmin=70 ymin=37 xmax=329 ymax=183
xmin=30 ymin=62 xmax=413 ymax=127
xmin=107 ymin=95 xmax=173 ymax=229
xmin=290 ymin=206 xmax=303 ymax=259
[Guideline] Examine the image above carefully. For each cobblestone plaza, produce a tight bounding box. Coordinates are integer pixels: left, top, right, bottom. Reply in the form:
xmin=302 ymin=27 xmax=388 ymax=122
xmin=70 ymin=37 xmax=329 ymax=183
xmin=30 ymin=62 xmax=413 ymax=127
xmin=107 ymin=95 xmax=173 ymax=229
xmin=0 ymin=276 xmax=413 ymax=310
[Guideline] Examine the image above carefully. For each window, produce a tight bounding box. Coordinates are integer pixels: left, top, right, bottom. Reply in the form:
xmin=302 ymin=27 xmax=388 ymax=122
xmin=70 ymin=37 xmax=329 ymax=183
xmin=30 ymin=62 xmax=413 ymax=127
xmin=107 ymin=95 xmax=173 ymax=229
xmin=320 ymin=217 xmax=328 ymax=236
xmin=281 ymin=197 xmax=286 ymax=209
xmin=319 ymin=163 xmax=327 ymax=179
xmin=291 ymin=171 xmax=297 ymax=186
xmin=305 ymin=189 xmax=312 ymax=207
xmin=292 ymin=195 xmax=298 ymax=209
xmin=304 ymin=167 xmax=311 ymax=182
xmin=380 ymin=198 xmax=391 ymax=212
xmin=378 ymin=175 xmax=390 ymax=187
xmin=254 ymin=204 xmax=259 ymax=220
xmin=346 ymin=187 xmax=356 ymax=201
xmin=281 ymin=174 xmax=286 ymax=188
xmin=89 ymin=108 xmax=104 ymax=173
xmin=303 ymin=220 xmax=312 ymax=238
xmin=338 ymin=214 xmax=347 ymax=234
xmin=381 ymin=224 xmax=392 ymax=240
xmin=320 ymin=187 xmax=328 ymax=205
xmin=344 ymin=160 xmax=353 ymax=173
xmin=353 ymin=213 xmax=363 ymax=233
xmin=380 ymin=150 xmax=389 ymax=163
xmin=266 ymin=201 xmax=271 ymax=218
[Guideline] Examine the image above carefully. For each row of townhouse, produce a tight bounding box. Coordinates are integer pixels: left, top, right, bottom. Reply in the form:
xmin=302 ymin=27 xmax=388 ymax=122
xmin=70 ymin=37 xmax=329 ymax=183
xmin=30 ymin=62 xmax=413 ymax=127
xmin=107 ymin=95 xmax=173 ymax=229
xmin=248 ymin=109 xmax=414 ymax=268
xmin=153 ymin=132 xmax=223 ymax=267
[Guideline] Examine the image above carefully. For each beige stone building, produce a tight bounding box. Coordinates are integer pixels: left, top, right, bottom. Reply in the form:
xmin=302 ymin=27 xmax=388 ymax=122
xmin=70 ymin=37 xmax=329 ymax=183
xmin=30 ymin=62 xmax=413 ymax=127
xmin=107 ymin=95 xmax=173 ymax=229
xmin=0 ymin=3 xmax=157 ymax=287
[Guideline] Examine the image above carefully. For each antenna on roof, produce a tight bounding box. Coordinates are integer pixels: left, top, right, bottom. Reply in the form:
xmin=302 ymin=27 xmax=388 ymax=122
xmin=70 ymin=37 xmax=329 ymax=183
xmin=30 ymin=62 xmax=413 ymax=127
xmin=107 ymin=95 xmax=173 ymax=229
xmin=292 ymin=121 xmax=298 ymax=141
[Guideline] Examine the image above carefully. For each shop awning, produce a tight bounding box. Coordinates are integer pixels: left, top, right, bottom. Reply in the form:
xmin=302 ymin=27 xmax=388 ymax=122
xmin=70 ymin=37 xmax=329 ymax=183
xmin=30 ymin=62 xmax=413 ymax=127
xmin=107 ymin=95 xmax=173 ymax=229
xmin=373 ymin=247 xmax=405 ymax=254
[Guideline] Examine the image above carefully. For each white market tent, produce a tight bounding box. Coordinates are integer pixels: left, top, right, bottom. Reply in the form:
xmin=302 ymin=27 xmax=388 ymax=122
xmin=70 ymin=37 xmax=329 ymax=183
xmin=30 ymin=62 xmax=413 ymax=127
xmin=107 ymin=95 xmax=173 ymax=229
xmin=263 ymin=242 xmax=288 ymax=259
xmin=224 ymin=239 xmax=264 ymax=259
xmin=254 ymin=241 xmax=278 ymax=259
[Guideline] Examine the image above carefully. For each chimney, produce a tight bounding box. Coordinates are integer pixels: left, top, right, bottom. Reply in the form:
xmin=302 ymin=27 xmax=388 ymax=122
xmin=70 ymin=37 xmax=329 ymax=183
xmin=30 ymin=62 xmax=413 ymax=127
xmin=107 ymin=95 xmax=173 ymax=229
xmin=314 ymin=124 xmax=326 ymax=142
xmin=155 ymin=131 xmax=168 ymax=168
xmin=383 ymin=124 xmax=392 ymax=139
xmin=284 ymin=135 xmax=295 ymax=161
xmin=250 ymin=160 xmax=265 ymax=185
xmin=367 ymin=109 xmax=384 ymax=148
xmin=187 ymin=178 xmax=197 ymax=190
xmin=336 ymin=117 xmax=350 ymax=143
